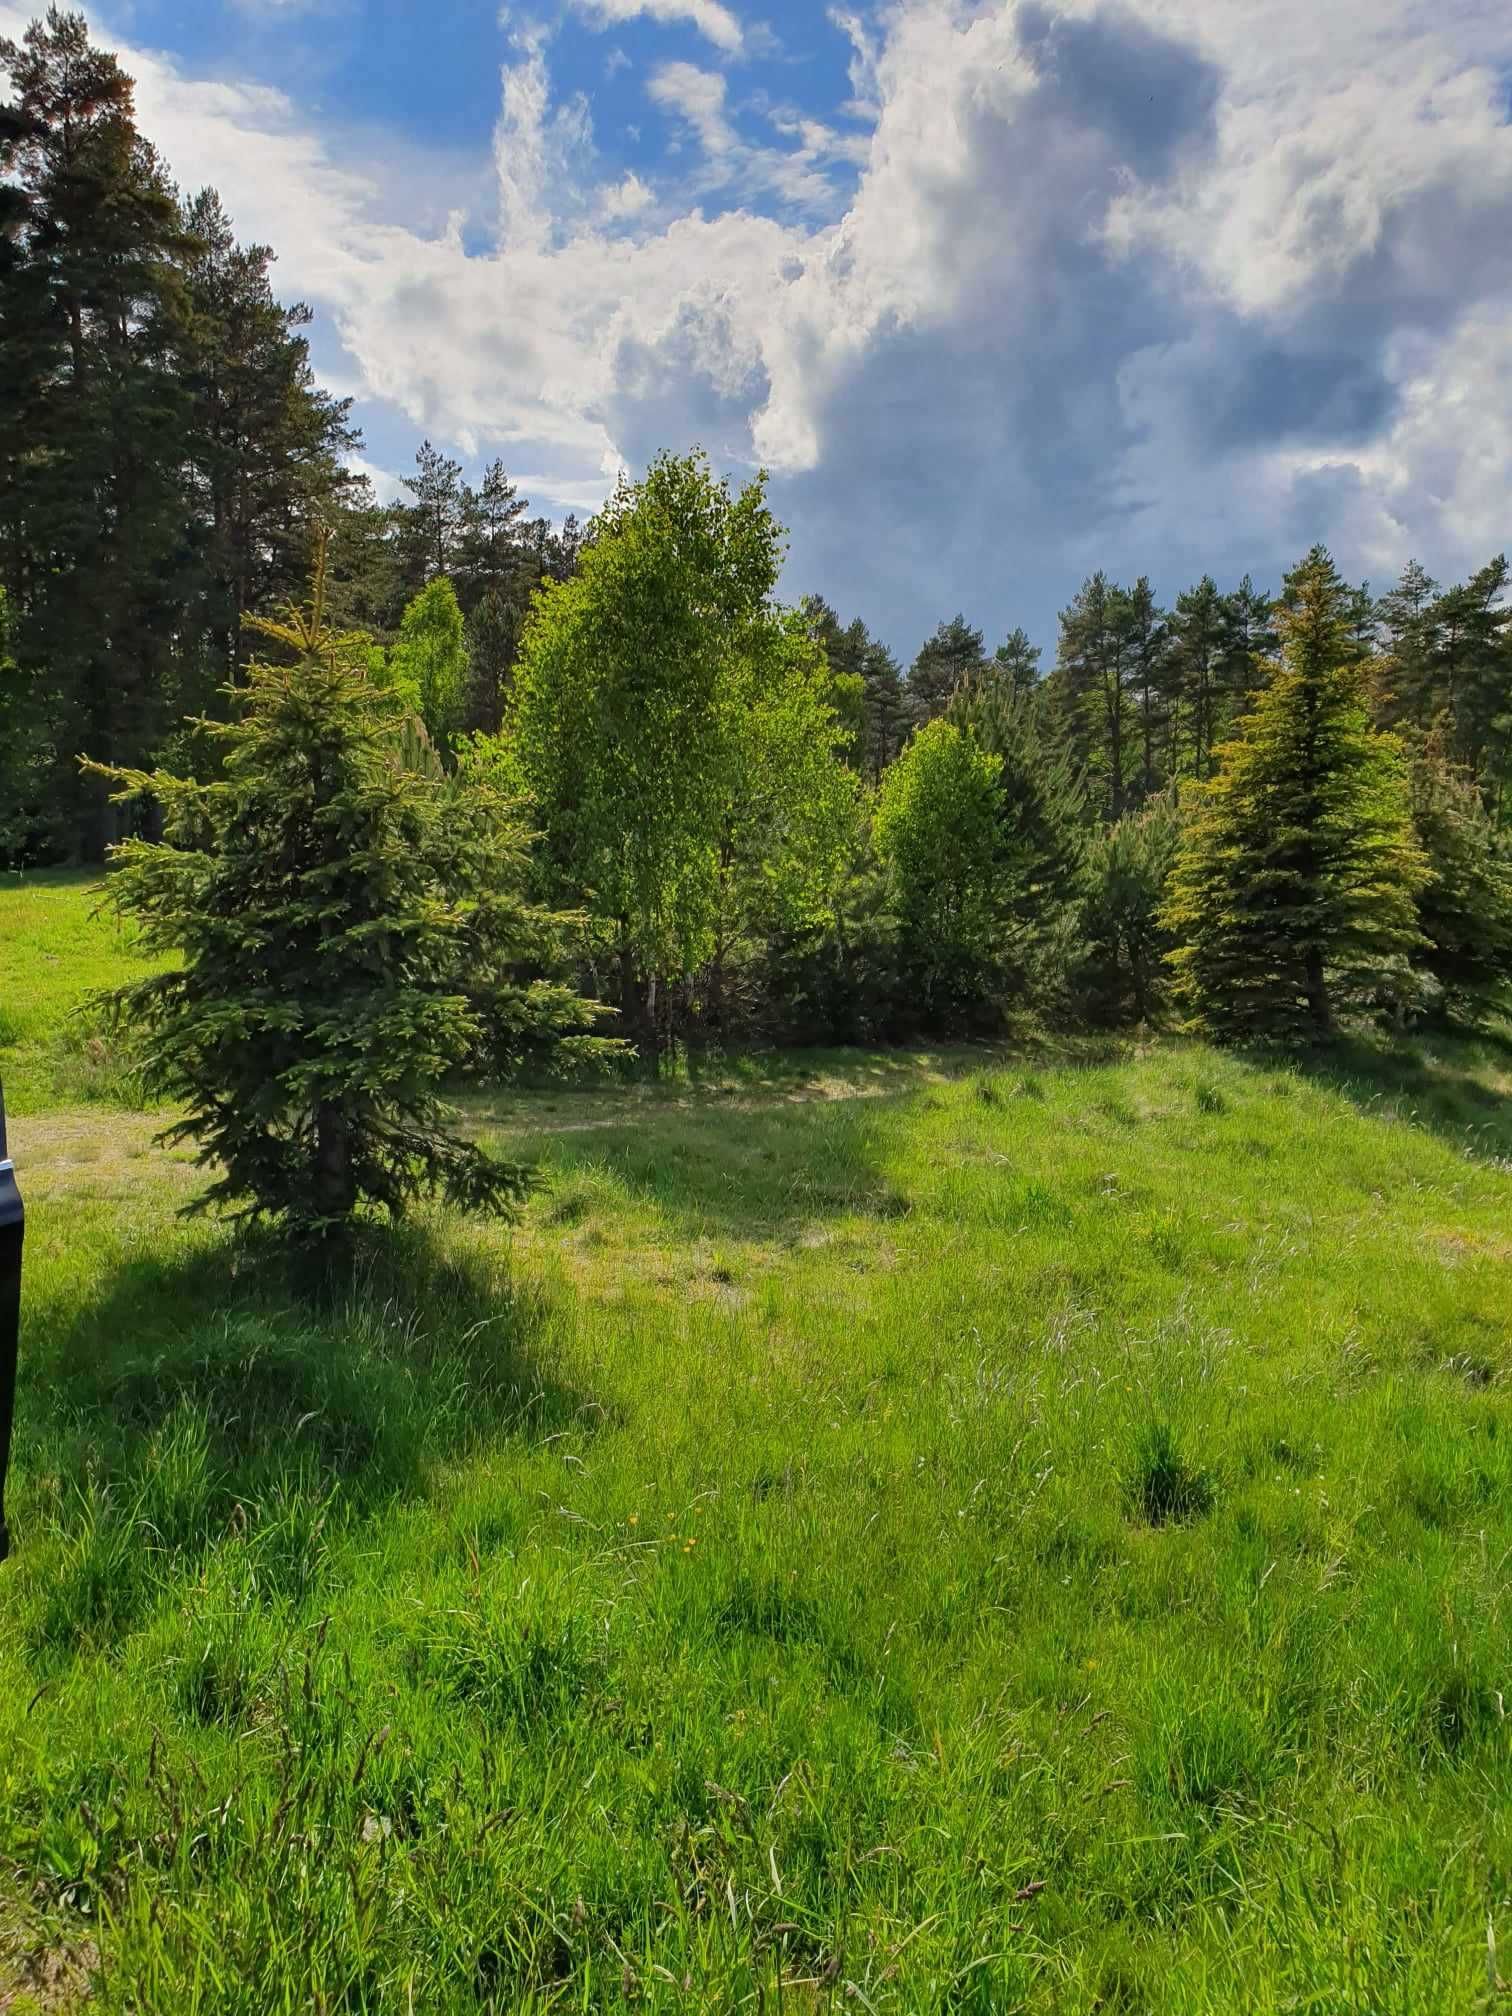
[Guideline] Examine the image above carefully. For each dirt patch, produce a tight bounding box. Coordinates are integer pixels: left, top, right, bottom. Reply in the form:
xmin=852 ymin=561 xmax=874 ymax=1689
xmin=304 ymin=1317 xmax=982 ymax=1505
xmin=1429 ymin=1225 xmax=1512 ymax=1267
xmin=0 ymin=1893 xmax=99 ymax=2012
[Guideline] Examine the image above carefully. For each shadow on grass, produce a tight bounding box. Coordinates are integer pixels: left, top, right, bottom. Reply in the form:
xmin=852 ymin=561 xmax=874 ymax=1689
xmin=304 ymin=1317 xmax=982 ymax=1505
xmin=15 ymin=1221 xmax=589 ymax=1653
xmin=503 ymin=1081 xmax=918 ymax=1246
xmin=477 ymin=1036 xmax=1141 ymax=1248
xmin=1282 ymin=1025 xmax=1512 ymax=1168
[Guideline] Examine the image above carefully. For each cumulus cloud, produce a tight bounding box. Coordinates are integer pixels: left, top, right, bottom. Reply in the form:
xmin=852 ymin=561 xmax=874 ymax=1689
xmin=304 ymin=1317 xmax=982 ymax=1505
xmin=5 ymin=0 xmax=1512 ymax=649
xmin=597 ymin=169 xmax=656 ymax=220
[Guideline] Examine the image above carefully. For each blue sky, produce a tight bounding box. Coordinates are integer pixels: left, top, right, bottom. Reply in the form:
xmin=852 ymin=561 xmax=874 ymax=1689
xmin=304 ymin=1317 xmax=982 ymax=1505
xmin=14 ymin=0 xmax=1512 ymax=660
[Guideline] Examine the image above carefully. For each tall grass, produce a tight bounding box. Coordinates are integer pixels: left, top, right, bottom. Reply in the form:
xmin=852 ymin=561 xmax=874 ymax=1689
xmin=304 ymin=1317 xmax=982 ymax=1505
xmin=1 ymin=881 xmax=1509 ymax=2010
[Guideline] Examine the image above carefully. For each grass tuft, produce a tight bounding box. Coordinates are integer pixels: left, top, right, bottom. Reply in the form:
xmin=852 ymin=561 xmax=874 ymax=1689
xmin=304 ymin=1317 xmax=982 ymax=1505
xmin=1126 ymin=1420 xmax=1216 ymax=1525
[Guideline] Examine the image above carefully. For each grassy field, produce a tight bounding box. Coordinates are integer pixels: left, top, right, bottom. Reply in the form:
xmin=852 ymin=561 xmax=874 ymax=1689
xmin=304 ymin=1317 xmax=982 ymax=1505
xmin=0 ymin=871 xmax=169 ymax=1115
xmin=2 ymin=869 xmax=1511 ymax=2012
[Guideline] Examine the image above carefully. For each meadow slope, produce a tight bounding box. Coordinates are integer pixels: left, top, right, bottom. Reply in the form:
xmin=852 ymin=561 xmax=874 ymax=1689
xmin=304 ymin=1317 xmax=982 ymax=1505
xmin=1 ymin=872 xmax=1510 ymax=2012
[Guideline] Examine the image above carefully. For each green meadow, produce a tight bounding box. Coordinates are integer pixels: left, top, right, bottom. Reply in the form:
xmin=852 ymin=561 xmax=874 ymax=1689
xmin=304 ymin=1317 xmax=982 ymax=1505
xmin=2 ymin=870 xmax=1510 ymax=2013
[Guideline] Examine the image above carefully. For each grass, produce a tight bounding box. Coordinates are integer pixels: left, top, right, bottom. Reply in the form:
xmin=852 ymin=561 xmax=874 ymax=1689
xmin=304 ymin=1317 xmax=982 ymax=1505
xmin=1 ymin=873 xmax=1511 ymax=2010
xmin=0 ymin=870 xmax=166 ymax=1115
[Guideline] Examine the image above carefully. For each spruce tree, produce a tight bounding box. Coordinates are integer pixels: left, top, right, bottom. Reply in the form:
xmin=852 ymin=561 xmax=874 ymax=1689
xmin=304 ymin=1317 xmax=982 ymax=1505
xmin=803 ymin=596 xmax=914 ymax=777
xmin=1164 ymin=548 xmax=1426 ymax=1041
xmin=1408 ymin=735 xmax=1512 ymax=1023
xmin=457 ymin=458 xmax=529 ymax=610
xmin=325 ymin=475 xmax=409 ymax=636
xmin=1371 ymin=559 xmax=1439 ymax=729
xmin=856 ymin=630 xmax=909 ymax=777
xmin=1430 ymin=557 xmax=1510 ymax=808
xmin=1122 ymin=578 xmax=1166 ymax=804
xmin=83 ymin=537 xmax=614 ymax=1243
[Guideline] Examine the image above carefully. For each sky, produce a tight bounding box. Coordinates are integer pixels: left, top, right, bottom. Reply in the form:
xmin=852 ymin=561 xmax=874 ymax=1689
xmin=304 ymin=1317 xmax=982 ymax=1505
xmin=6 ymin=0 xmax=1512 ymax=662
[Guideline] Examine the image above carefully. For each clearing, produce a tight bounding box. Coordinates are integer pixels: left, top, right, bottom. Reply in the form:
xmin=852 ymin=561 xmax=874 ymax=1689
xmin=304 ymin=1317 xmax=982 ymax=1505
xmin=1 ymin=870 xmax=1509 ymax=2012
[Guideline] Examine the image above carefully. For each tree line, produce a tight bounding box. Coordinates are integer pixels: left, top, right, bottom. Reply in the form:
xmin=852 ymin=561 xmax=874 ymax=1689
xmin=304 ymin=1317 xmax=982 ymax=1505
xmin=6 ymin=11 xmax=1512 ymax=1247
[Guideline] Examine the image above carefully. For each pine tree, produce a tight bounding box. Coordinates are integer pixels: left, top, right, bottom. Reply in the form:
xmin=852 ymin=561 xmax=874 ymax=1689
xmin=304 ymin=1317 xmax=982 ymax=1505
xmin=1122 ymin=578 xmax=1166 ymax=803
xmin=1166 ymin=576 xmax=1226 ymax=782
xmin=456 ymin=458 xmax=528 ymax=610
xmin=1051 ymin=574 xmax=1132 ymax=820
xmin=906 ymin=615 xmax=988 ymax=726
xmin=992 ymin=627 xmax=1042 ymax=698
xmin=1408 ymin=735 xmax=1512 ymax=1023
xmin=1 ymin=8 xmax=196 ymax=858
xmin=178 ymin=186 xmax=359 ymax=697
xmin=399 ymin=438 xmax=465 ymax=585
xmin=1165 ymin=547 xmax=1426 ymax=1041
xmin=1371 ymin=559 xmax=1439 ymax=728
xmin=82 ymin=537 xmax=614 ymax=1243
xmin=1219 ymin=574 xmax=1277 ymax=712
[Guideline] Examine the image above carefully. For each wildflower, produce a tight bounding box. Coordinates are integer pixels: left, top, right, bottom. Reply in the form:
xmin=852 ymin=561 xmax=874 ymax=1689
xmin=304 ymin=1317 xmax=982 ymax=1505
xmin=627 ymin=1513 xmax=639 ymax=1527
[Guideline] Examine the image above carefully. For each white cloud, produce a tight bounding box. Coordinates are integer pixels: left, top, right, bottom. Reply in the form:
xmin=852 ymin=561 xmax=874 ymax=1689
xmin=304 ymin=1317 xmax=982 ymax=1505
xmin=597 ymin=169 xmax=656 ymax=219
xmin=647 ymin=59 xmax=865 ymax=211
xmin=648 ymin=59 xmax=737 ymax=156
xmin=344 ymin=453 xmax=405 ymax=503
xmin=827 ymin=6 xmax=881 ymax=121
xmin=568 ymin=0 xmax=745 ymax=58
xmin=7 ymin=0 xmax=1512 ymax=648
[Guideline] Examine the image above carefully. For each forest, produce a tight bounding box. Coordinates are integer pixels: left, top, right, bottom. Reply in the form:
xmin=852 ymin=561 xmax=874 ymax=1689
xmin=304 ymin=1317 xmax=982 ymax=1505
xmin=2 ymin=11 xmax=1511 ymax=2015
xmin=5 ymin=11 xmax=1512 ymax=1098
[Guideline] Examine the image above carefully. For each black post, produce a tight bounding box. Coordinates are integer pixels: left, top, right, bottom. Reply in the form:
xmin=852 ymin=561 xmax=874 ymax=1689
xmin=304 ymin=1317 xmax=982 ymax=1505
xmin=0 ymin=1083 xmax=22 ymax=1562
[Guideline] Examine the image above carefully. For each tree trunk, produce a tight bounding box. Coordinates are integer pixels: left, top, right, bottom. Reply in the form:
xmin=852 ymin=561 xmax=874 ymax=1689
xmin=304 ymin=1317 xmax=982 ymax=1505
xmin=1303 ymin=946 xmax=1330 ymax=1038
xmin=315 ymin=1102 xmax=355 ymax=1224
xmin=618 ymin=941 xmax=657 ymax=1063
